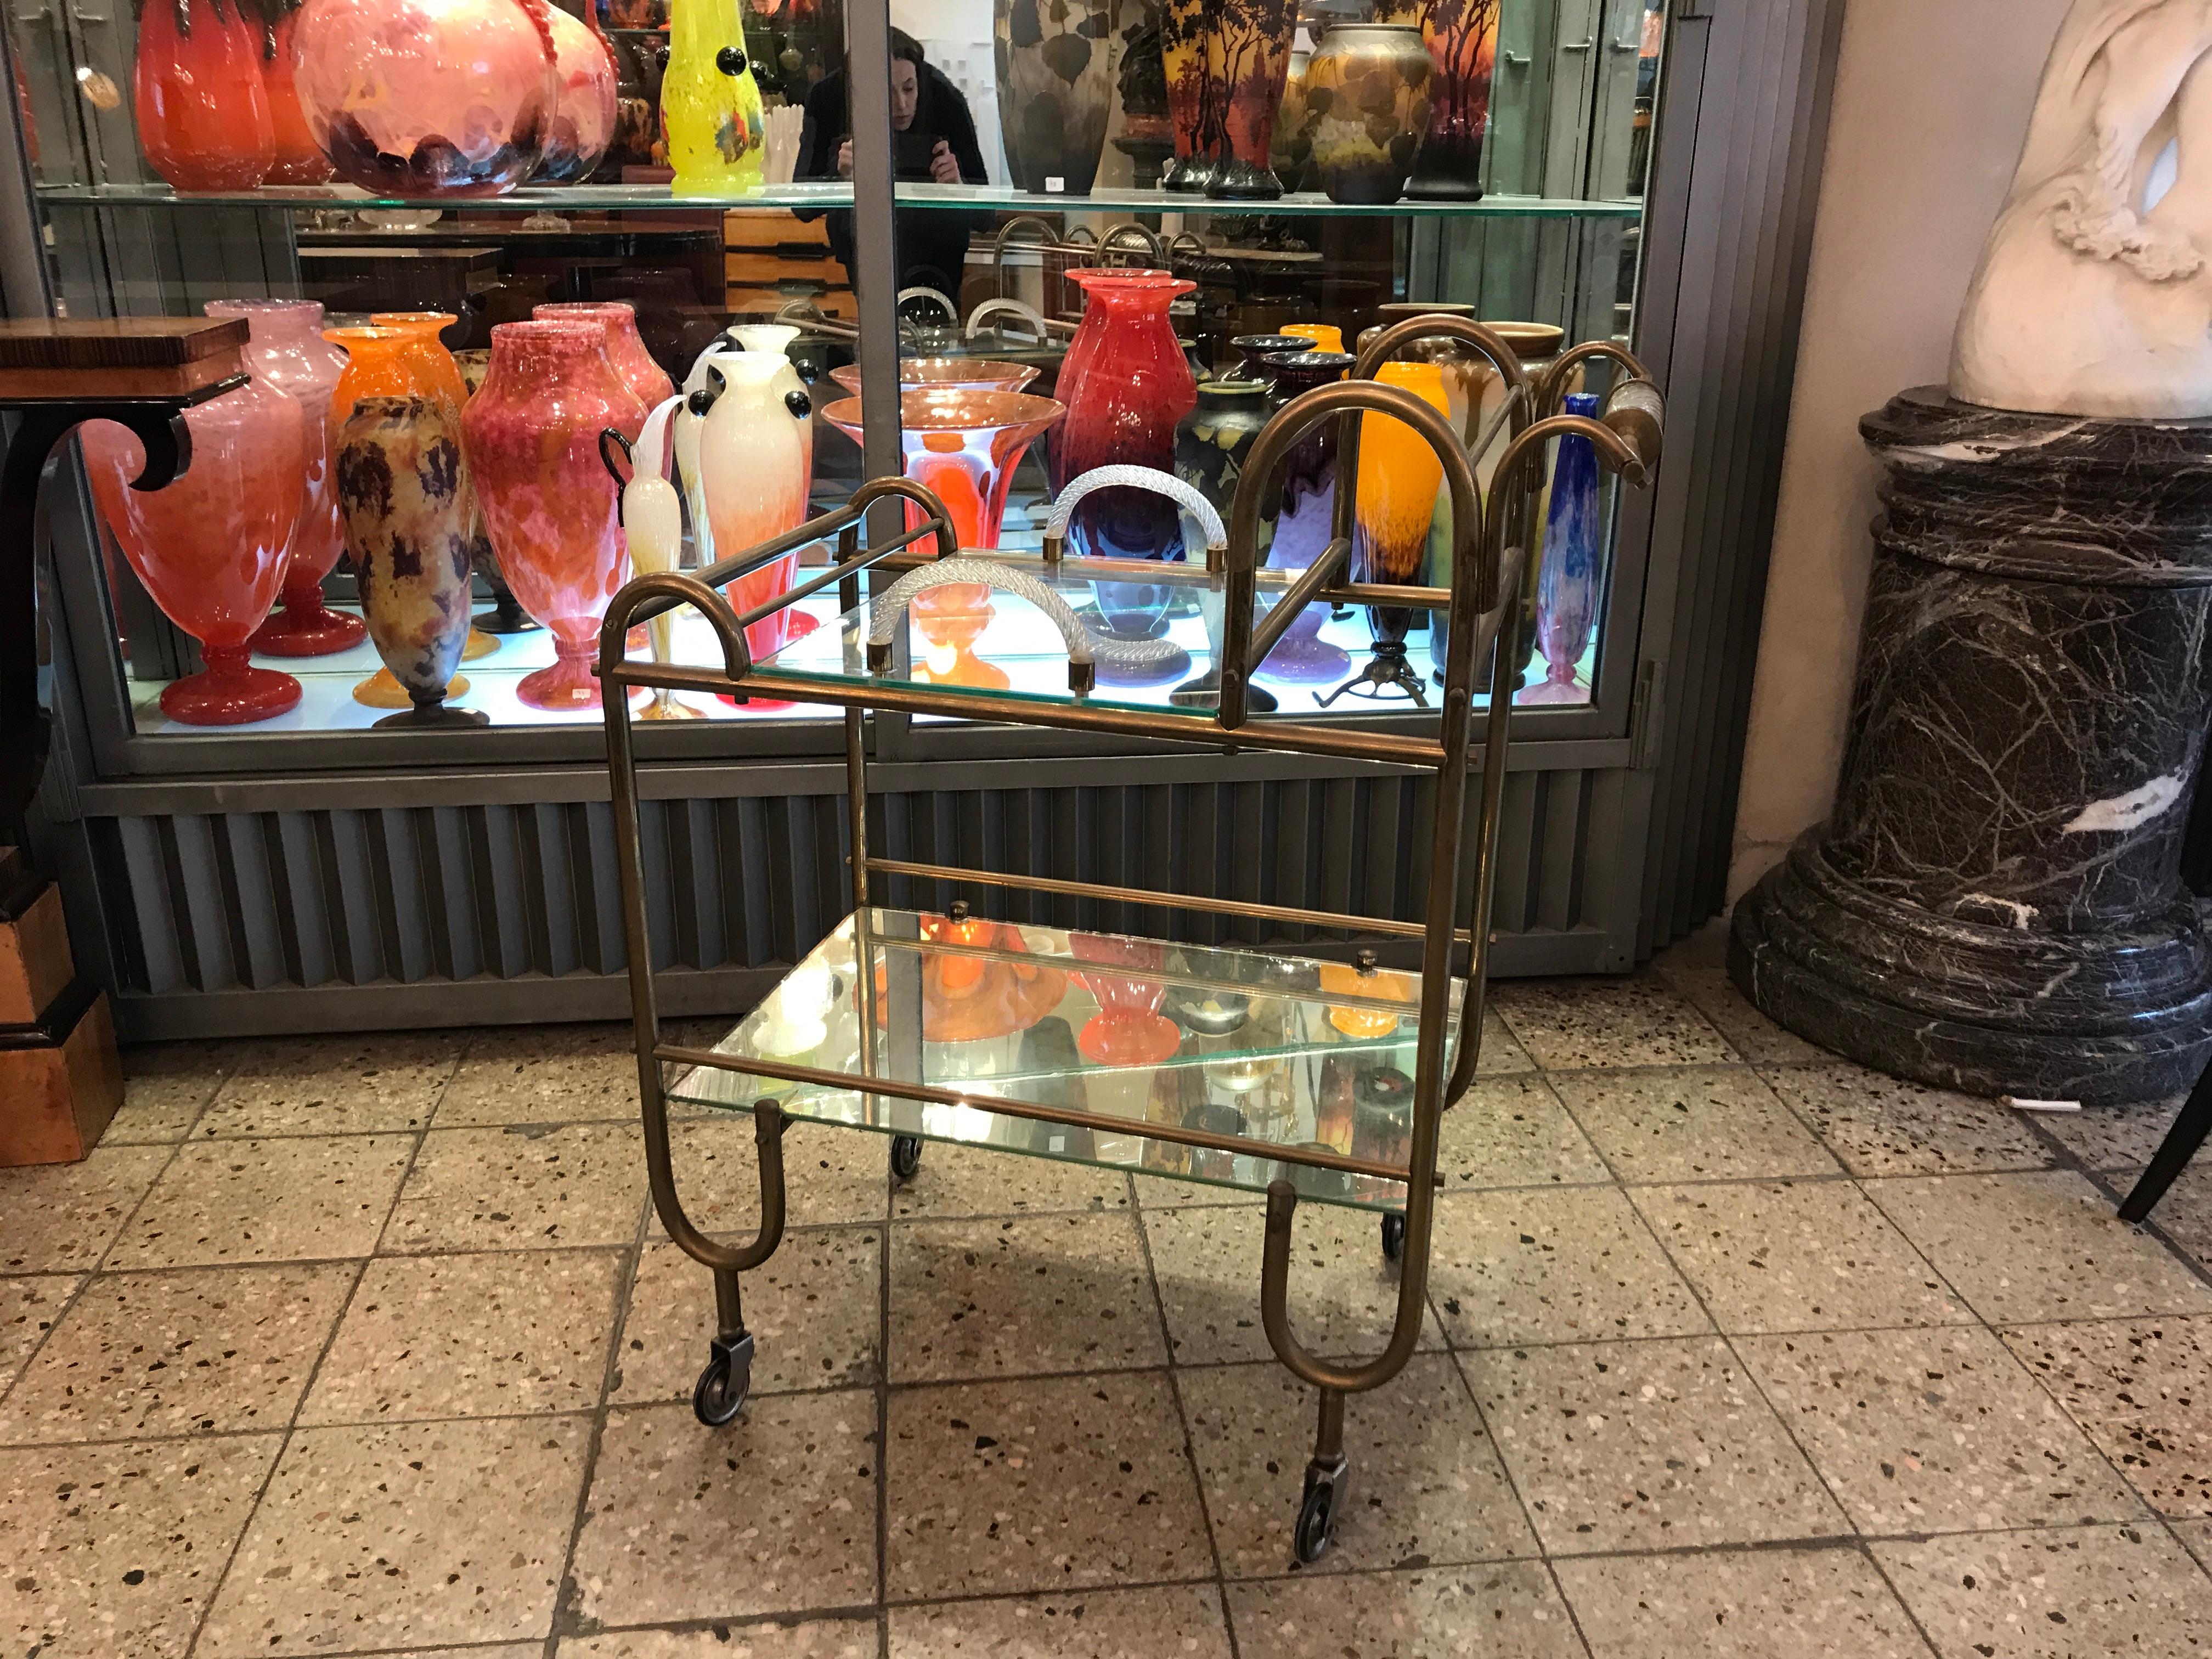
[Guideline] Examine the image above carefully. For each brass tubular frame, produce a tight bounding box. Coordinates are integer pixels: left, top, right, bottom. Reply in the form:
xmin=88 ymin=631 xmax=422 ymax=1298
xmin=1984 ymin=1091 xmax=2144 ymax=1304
xmin=865 ymin=854 xmax=1479 ymax=947
xmin=657 ymin=1042 xmax=1423 ymax=1189
xmin=594 ymin=354 xmax=1659 ymax=1508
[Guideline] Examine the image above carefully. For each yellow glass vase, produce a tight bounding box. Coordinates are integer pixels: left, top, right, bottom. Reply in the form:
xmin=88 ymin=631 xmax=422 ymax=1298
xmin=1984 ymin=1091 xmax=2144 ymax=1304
xmin=662 ymin=0 xmax=766 ymax=194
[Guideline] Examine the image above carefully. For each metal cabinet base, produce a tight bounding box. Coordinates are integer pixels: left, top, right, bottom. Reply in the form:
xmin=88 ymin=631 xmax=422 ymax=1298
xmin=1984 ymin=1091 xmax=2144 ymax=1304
xmin=47 ymin=760 xmax=1642 ymax=1041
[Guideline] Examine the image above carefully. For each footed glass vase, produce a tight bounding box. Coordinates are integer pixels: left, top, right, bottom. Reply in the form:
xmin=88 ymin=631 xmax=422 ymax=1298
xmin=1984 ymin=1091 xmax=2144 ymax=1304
xmin=1521 ymin=392 xmax=1601 ymax=704
xmin=82 ymin=375 xmax=306 ymax=725
xmin=133 ymin=0 xmax=276 ymax=191
xmin=336 ymin=397 xmax=488 ymax=728
xmin=206 ymin=299 xmax=359 ymax=658
xmin=453 ymin=346 xmax=539 ymax=637
xmin=460 ymin=321 xmax=649 ymax=710
xmin=1252 ymin=347 xmax=1354 ymax=684
xmin=823 ymin=386 xmax=1066 ymax=690
xmin=1207 ymin=0 xmax=1299 ymax=200
xmin=1324 ymin=359 xmax=1448 ymax=707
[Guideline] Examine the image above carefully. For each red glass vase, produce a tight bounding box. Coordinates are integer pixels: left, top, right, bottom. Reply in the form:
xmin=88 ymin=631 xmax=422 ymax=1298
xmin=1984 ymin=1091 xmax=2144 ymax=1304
xmin=293 ymin=0 xmax=555 ymax=196
xmin=133 ymin=0 xmax=276 ymax=192
xmin=207 ymin=299 xmax=359 ymax=657
xmin=258 ymin=0 xmax=332 ymax=183
xmin=459 ymin=321 xmax=648 ymax=710
xmin=82 ymin=375 xmax=307 ymax=725
xmin=1051 ymin=268 xmax=1198 ymax=682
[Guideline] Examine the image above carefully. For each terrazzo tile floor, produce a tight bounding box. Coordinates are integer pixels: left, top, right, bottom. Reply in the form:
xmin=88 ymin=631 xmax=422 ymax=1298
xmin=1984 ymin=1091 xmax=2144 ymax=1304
xmin=7 ymin=928 xmax=2212 ymax=1657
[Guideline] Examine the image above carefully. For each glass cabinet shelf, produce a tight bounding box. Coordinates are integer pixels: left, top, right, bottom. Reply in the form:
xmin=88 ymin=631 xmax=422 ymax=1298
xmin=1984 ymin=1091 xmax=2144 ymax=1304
xmin=32 ymin=179 xmax=1643 ymax=221
xmin=671 ymin=906 xmax=1464 ymax=1213
xmin=891 ymin=183 xmax=1645 ymax=219
xmin=31 ymin=181 xmax=861 ymax=212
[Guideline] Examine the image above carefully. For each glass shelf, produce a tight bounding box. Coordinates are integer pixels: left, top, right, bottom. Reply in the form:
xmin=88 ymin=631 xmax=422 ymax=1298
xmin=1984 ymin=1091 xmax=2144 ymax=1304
xmin=892 ymin=183 xmax=1646 ymax=220
xmin=670 ymin=906 xmax=1466 ymax=1212
xmin=31 ymin=179 xmax=1643 ymax=221
xmin=32 ymin=181 xmax=859 ymax=212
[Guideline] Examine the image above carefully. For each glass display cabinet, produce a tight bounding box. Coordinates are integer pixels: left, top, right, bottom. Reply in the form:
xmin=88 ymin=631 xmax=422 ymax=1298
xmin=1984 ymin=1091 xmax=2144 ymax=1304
xmin=2 ymin=0 xmax=1836 ymax=1036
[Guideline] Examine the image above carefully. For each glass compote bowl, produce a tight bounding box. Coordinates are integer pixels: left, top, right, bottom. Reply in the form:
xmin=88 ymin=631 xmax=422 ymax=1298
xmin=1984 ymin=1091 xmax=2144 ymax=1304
xmin=827 ymin=358 xmax=1041 ymax=398
xmin=822 ymin=387 xmax=1065 ymax=691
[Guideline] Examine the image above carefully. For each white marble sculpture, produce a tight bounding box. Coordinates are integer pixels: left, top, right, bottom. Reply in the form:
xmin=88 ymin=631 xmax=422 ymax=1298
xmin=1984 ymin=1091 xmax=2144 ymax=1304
xmin=1952 ymin=0 xmax=2212 ymax=416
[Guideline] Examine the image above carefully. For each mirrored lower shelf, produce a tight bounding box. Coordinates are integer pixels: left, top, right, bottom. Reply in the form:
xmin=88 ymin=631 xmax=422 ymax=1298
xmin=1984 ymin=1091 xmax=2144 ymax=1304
xmin=668 ymin=906 xmax=1479 ymax=1214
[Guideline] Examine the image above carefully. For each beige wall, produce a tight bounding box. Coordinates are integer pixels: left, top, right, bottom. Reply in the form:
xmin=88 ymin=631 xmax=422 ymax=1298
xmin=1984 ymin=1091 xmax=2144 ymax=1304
xmin=1725 ymin=0 xmax=2074 ymax=900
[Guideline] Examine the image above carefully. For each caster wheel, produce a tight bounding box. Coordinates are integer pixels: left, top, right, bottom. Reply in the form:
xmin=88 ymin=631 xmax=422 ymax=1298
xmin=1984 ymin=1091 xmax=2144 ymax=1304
xmin=890 ymin=1134 xmax=923 ymax=1183
xmin=1294 ymin=1463 xmax=1347 ymax=1565
xmin=692 ymin=1331 xmax=754 ymax=1427
xmin=1381 ymin=1213 xmax=1406 ymax=1263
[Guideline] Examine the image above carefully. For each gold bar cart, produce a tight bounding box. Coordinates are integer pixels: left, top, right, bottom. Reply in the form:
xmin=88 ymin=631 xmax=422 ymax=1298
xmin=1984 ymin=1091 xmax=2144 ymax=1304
xmin=598 ymin=320 xmax=1662 ymax=1562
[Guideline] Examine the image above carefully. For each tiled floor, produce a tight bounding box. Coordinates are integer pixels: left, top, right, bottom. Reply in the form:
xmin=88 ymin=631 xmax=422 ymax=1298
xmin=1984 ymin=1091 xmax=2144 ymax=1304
xmin=6 ymin=935 xmax=2212 ymax=1657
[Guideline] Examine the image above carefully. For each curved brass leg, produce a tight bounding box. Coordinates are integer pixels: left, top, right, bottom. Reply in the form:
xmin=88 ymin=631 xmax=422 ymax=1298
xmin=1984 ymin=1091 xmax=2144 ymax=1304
xmin=1260 ymin=1181 xmax=1428 ymax=1398
xmin=646 ymin=1100 xmax=788 ymax=1428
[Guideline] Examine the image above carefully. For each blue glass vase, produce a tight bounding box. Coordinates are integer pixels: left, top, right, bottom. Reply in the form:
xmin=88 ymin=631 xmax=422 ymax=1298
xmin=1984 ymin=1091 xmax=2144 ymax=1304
xmin=1520 ymin=391 xmax=1601 ymax=704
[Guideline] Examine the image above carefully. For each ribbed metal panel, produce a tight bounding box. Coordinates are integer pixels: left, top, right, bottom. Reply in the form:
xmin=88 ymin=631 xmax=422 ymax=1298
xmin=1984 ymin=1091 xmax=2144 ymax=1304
xmin=1630 ymin=0 xmax=1842 ymax=953
xmin=89 ymin=771 xmax=1618 ymax=1038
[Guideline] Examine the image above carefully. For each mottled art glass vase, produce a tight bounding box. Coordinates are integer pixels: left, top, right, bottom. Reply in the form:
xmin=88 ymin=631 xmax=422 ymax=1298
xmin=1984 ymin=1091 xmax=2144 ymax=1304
xmin=460 ymin=321 xmax=648 ymax=710
xmin=336 ymin=396 xmax=488 ymax=728
xmin=82 ymin=375 xmax=306 ymax=725
xmin=294 ymin=0 xmax=556 ymax=196
xmin=661 ymin=0 xmax=765 ymax=193
xmin=530 ymin=0 xmax=618 ymax=182
xmin=1521 ymin=392 xmax=1601 ymax=705
xmin=1252 ymin=348 xmax=1352 ymax=684
xmin=205 ymin=298 xmax=358 ymax=658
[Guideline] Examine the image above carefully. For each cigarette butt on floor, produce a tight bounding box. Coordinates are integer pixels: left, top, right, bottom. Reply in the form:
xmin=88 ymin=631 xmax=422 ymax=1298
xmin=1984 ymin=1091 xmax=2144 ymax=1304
xmin=2002 ymin=1096 xmax=2083 ymax=1113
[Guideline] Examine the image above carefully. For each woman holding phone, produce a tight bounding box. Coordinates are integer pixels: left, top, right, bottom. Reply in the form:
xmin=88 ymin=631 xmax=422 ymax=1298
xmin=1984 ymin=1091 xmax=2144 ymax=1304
xmin=795 ymin=30 xmax=991 ymax=296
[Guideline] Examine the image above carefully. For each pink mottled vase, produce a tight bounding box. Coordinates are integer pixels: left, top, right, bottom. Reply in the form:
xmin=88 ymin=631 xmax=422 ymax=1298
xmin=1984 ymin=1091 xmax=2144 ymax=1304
xmin=534 ymin=301 xmax=675 ymax=407
xmin=81 ymin=375 xmax=306 ymax=725
xmin=526 ymin=0 xmax=618 ymax=181
xmin=335 ymin=396 xmax=489 ymax=727
xmin=207 ymin=298 xmax=360 ymax=658
xmin=459 ymin=321 xmax=648 ymax=710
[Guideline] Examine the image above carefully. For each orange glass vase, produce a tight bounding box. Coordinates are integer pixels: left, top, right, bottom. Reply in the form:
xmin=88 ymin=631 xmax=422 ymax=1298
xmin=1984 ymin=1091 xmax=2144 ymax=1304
xmin=325 ymin=325 xmax=422 ymax=428
xmin=258 ymin=0 xmax=332 ymax=183
xmin=460 ymin=320 xmax=650 ymax=710
xmin=82 ymin=376 xmax=306 ymax=724
xmin=369 ymin=312 xmax=470 ymax=415
xmin=1336 ymin=359 xmax=1450 ymax=704
xmin=133 ymin=0 xmax=276 ymax=192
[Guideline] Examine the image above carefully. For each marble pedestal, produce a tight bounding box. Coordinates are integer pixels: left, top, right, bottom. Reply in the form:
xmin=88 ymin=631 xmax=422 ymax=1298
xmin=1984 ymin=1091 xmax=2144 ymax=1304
xmin=1731 ymin=388 xmax=2212 ymax=1105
